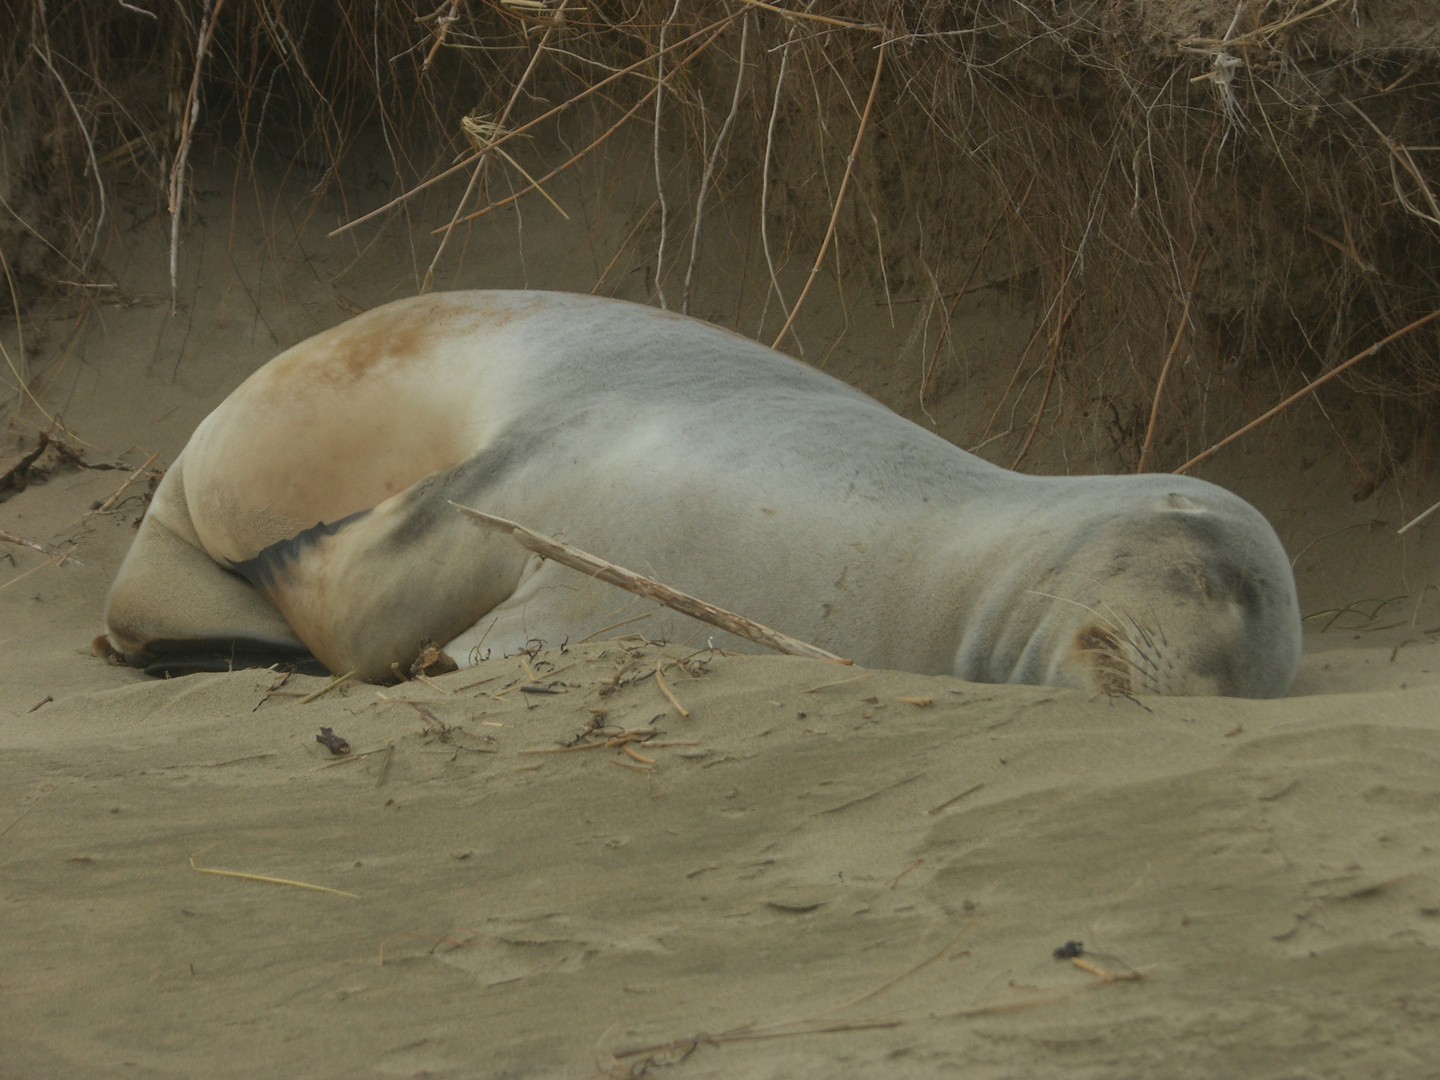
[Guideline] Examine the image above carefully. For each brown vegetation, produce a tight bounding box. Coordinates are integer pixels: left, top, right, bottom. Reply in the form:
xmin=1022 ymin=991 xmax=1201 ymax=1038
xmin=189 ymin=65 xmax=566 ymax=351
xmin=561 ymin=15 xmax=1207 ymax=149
xmin=3 ymin=0 xmax=1439 ymax=472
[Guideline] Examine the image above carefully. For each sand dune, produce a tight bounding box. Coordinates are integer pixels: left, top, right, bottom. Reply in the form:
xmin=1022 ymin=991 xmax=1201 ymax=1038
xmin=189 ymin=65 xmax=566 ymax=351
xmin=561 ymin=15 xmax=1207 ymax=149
xmin=3 ymin=454 xmax=1438 ymax=1077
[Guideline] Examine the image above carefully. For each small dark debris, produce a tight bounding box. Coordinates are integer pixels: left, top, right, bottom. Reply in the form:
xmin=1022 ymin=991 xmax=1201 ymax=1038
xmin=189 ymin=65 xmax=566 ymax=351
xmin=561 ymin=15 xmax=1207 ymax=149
xmin=316 ymin=727 xmax=351 ymax=755
xmin=0 ymin=432 xmax=51 ymax=494
xmin=50 ymin=439 xmax=93 ymax=469
xmin=519 ymin=683 xmax=564 ymax=695
xmin=1053 ymin=940 xmax=1084 ymax=960
xmin=765 ymin=900 xmax=828 ymax=914
xmin=409 ymin=639 xmax=458 ymax=678
xmin=2 ymin=433 xmax=118 ymax=504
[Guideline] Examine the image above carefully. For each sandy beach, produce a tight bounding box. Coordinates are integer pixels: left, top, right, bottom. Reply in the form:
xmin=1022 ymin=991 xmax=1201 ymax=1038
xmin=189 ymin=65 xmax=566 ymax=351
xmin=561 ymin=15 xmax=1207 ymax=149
xmin=3 ymin=506 xmax=1439 ymax=1077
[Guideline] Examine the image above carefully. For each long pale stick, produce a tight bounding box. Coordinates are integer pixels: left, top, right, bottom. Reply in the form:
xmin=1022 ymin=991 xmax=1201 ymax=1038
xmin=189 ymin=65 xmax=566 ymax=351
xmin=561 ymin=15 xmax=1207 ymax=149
xmin=450 ymin=502 xmax=851 ymax=664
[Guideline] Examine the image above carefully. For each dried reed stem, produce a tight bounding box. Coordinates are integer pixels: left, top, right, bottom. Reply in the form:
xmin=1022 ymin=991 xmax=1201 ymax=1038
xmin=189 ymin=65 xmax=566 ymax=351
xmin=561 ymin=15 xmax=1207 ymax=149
xmin=771 ymin=42 xmax=886 ymax=351
xmin=450 ymin=501 xmax=851 ymax=664
xmin=759 ymin=16 xmax=800 ymax=345
xmin=30 ymin=38 xmax=106 ymax=270
xmin=85 ymin=452 xmax=158 ymax=517
xmin=1176 ymin=306 xmax=1440 ymax=474
xmin=0 ymin=245 xmax=72 ymax=436
xmin=188 ymin=847 xmax=359 ymax=898
xmin=0 ymin=530 xmax=69 ymax=559
xmin=652 ymin=0 xmax=684 ymax=308
xmin=683 ymin=15 xmax=750 ymax=315
xmin=654 ymin=661 xmax=690 ymax=717
xmin=1350 ymin=102 xmax=1440 ymax=228
xmin=446 ymin=17 xmax=738 ymax=230
xmin=422 ymin=5 xmax=565 ymax=292
xmin=919 ymin=186 xmax=1025 ymax=411
xmin=1397 ymin=499 xmax=1440 ymax=536
xmin=167 ymin=0 xmax=227 ymax=315
xmin=736 ymin=0 xmax=885 ymax=32
xmin=330 ymin=16 xmax=741 ymax=238
xmin=1010 ymin=300 xmax=1075 ymax=469
xmin=1136 ymin=244 xmax=1208 ymax=473
xmin=420 ymin=0 xmax=459 ymax=71
xmin=298 ymin=670 xmax=357 ymax=704
xmin=445 ymin=85 xmax=657 ymax=229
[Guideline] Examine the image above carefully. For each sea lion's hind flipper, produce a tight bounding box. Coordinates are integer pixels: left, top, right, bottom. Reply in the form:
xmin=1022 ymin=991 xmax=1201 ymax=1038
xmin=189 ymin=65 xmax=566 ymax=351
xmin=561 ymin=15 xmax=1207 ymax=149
xmin=121 ymin=637 xmax=328 ymax=678
xmin=103 ymin=507 xmax=314 ymax=676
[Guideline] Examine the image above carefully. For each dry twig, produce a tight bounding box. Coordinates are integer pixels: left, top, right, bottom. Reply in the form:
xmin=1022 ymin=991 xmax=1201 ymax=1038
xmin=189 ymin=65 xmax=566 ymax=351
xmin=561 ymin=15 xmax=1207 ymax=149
xmin=684 ymin=15 xmax=750 ymax=315
xmin=771 ymin=41 xmax=887 ymax=351
xmin=654 ymin=661 xmax=691 ymax=717
xmin=652 ymin=0 xmax=685 ymax=308
xmin=736 ymin=0 xmax=884 ymax=32
xmin=451 ymin=502 xmax=851 ymax=664
xmin=1137 ymin=244 xmax=1208 ymax=472
xmin=331 ymin=15 xmax=742 ymax=238
xmin=1397 ymin=500 xmax=1440 ymax=536
xmin=298 ymin=670 xmax=357 ymax=703
xmin=0 ymin=530 xmax=71 ymax=561
xmin=444 ymin=16 xmax=738 ymax=231
xmin=188 ymin=844 xmax=359 ymax=898
xmin=167 ymin=0 xmax=227 ymax=314
xmin=422 ymin=2 xmax=566 ymax=291
xmin=1176 ymin=306 xmax=1440 ymax=474
xmin=86 ymin=453 xmax=158 ymax=517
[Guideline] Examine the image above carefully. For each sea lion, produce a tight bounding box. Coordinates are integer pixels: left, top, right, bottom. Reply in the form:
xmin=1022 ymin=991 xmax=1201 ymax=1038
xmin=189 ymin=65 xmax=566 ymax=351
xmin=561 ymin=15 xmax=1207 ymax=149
xmin=101 ymin=290 xmax=1302 ymax=696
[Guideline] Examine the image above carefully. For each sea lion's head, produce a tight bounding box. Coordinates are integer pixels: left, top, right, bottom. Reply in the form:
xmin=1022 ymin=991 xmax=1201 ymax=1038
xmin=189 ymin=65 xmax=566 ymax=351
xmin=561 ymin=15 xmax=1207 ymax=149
xmin=984 ymin=483 xmax=1301 ymax=698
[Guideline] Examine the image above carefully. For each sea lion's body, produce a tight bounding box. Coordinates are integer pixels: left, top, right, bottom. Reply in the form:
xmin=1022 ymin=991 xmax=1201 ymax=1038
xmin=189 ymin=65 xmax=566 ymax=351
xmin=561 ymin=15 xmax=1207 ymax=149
xmin=102 ymin=291 xmax=1302 ymax=696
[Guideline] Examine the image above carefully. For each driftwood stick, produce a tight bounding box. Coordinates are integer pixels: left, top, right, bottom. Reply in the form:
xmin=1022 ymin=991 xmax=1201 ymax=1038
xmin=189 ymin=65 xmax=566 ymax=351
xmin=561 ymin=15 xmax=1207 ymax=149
xmin=450 ymin=502 xmax=851 ymax=665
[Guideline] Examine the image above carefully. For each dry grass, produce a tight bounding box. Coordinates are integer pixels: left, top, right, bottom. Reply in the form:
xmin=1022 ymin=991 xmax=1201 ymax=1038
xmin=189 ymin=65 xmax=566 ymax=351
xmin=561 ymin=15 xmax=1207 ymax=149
xmin=3 ymin=0 xmax=1439 ymax=474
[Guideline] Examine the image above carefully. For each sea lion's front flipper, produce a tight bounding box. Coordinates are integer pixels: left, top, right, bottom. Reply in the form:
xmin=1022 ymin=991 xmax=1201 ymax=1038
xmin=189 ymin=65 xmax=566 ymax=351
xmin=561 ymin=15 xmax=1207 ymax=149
xmin=228 ymin=464 xmax=534 ymax=683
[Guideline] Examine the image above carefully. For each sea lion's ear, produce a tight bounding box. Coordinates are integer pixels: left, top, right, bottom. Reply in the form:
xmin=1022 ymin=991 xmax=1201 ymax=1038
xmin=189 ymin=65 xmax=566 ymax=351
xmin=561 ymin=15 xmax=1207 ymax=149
xmin=1162 ymin=492 xmax=1204 ymax=512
